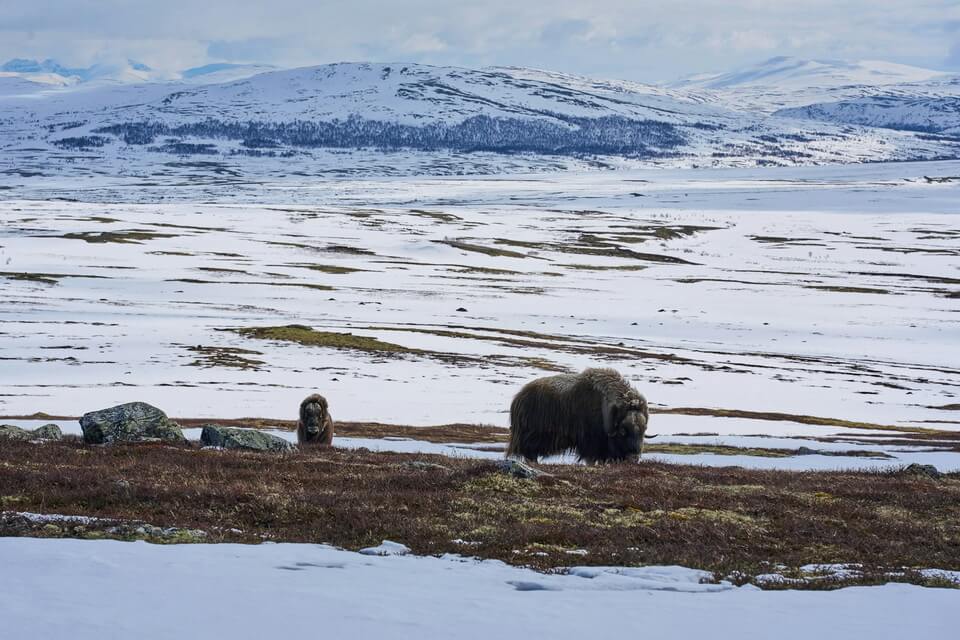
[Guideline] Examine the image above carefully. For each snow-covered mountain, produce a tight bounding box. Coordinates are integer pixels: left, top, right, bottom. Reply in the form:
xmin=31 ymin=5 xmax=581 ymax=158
xmin=670 ymin=56 xmax=950 ymax=91
xmin=667 ymin=56 xmax=960 ymax=139
xmin=0 ymin=58 xmax=272 ymax=93
xmin=673 ymin=57 xmax=959 ymax=119
xmin=180 ymin=63 xmax=278 ymax=84
xmin=778 ymin=93 xmax=960 ymax=135
xmin=0 ymin=60 xmax=958 ymax=179
xmin=0 ymin=57 xmax=170 ymax=89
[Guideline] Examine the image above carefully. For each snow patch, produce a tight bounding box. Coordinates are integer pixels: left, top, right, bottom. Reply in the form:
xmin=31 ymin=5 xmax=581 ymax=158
xmin=358 ymin=540 xmax=412 ymax=556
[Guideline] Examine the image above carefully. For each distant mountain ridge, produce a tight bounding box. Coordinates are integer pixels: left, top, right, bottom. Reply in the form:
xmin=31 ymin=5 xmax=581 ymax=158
xmin=0 ymin=57 xmax=275 ymax=91
xmin=670 ymin=56 xmax=950 ymax=90
xmin=0 ymin=59 xmax=958 ymax=177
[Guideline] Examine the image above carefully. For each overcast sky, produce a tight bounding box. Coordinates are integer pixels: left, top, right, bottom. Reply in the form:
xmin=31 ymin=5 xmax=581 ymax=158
xmin=3 ymin=0 xmax=959 ymax=81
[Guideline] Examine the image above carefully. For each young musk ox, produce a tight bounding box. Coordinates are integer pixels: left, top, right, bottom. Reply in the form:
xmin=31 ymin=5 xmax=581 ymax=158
xmin=507 ymin=368 xmax=649 ymax=464
xmin=297 ymin=393 xmax=334 ymax=446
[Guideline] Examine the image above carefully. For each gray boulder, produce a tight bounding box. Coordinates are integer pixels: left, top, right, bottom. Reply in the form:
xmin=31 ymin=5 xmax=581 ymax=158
xmin=902 ymin=463 xmax=941 ymax=479
xmin=493 ymin=458 xmax=549 ymax=479
xmin=200 ymin=425 xmax=294 ymax=453
xmin=33 ymin=424 xmax=63 ymax=440
xmin=0 ymin=424 xmax=63 ymax=441
xmin=80 ymin=402 xmax=185 ymax=444
xmin=0 ymin=425 xmax=31 ymax=441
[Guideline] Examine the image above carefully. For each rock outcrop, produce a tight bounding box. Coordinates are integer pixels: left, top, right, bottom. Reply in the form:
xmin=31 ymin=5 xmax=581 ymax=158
xmin=80 ymin=402 xmax=185 ymax=444
xmin=0 ymin=423 xmax=63 ymax=441
xmin=200 ymin=425 xmax=294 ymax=453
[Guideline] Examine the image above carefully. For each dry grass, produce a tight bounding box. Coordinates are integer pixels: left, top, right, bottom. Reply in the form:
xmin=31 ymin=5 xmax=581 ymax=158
xmin=0 ymin=439 xmax=957 ymax=589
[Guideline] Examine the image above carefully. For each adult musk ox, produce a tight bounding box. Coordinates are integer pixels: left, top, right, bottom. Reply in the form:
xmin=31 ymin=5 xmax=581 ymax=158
xmin=507 ymin=368 xmax=649 ymax=463
xmin=297 ymin=393 xmax=334 ymax=446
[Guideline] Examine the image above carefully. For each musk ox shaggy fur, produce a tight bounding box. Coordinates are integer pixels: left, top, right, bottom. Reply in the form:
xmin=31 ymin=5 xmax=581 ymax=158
xmin=507 ymin=368 xmax=649 ymax=464
xmin=297 ymin=393 xmax=334 ymax=446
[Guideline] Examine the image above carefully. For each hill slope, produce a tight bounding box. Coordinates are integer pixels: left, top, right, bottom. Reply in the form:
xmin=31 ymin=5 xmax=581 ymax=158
xmin=1 ymin=61 xmax=958 ymax=178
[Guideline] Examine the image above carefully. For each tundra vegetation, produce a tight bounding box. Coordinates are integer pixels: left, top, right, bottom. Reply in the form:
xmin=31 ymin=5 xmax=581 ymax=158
xmin=0 ymin=438 xmax=957 ymax=589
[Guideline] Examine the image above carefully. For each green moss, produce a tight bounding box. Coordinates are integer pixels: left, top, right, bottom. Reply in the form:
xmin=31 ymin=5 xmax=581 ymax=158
xmin=264 ymin=240 xmax=374 ymax=255
xmin=233 ymin=325 xmax=419 ymax=355
xmin=168 ymin=279 xmax=333 ymax=291
xmin=645 ymin=443 xmax=792 ymax=458
xmin=410 ymin=210 xmax=462 ymax=222
xmin=562 ymin=263 xmax=649 ymax=271
xmin=593 ymin=506 xmax=765 ymax=532
xmin=196 ymin=267 xmax=250 ymax=274
xmin=186 ymin=345 xmax=265 ymax=370
xmin=156 ymin=529 xmax=208 ymax=544
xmin=78 ymin=216 xmax=121 ymax=224
xmin=290 ymin=264 xmax=367 ymax=274
xmin=805 ymin=285 xmax=891 ymax=295
xmin=516 ymin=357 xmax=570 ymax=373
xmin=1 ymin=271 xmax=114 ymax=285
xmin=655 ymin=407 xmax=942 ymax=434
xmin=0 ymin=271 xmax=59 ymax=285
xmin=60 ymin=230 xmax=178 ymax=244
xmin=462 ymin=473 xmax=540 ymax=497
xmin=436 ymin=239 xmax=528 ymax=258
xmin=669 ymin=508 xmax=766 ymax=530
xmin=495 ymin=238 xmax=698 ymax=264
xmin=452 ymin=496 xmax=585 ymax=527
xmin=750 ymin=235 xmax=822 ymax=244
xmin=597 ymin=507 xmax=658 ymax=528
xmin=922 ymin=576 xmax=960 ymax=589
xmin=448 ymin=265 xmax=522 ymax=275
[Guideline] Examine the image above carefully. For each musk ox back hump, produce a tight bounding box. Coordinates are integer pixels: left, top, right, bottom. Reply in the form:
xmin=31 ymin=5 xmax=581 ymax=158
xmin=507 ymin=372 xmax=603 ymax=461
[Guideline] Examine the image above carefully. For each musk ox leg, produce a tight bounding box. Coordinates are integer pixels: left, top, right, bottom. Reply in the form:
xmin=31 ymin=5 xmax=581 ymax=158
xmin=297 ymin=393 xmax=334 ymax=447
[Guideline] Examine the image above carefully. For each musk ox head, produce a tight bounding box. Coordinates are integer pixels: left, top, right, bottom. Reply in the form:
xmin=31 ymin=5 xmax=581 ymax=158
xmin=301 ymin=394 xmax=328 ymax=435
xmin=298 ymin=393 xmax=333 ymax=446
xmin=604 ymin=390 xmax=649 ymax=461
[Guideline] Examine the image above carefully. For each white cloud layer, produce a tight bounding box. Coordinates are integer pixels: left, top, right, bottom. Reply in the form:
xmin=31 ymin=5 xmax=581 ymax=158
xmin=2 ymin=0 xmax=959 ymax=81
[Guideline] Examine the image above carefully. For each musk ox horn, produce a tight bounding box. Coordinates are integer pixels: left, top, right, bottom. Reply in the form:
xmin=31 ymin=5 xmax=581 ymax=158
xmin=297 ymin=393 xmax=334 ymax=447
xmin=507 ymin=367 xmax=649 ymax=464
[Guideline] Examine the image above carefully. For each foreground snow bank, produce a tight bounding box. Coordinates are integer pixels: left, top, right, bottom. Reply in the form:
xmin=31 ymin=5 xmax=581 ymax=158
xmin=0 ymin=538 xmax=953 ymax=640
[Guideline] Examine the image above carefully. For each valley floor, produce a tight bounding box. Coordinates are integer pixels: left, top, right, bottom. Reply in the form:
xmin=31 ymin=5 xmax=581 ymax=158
xmin=2 ymin=160 xmax=959 ymax=636
xmin=2 ymin=160 xmax=958 ymax=470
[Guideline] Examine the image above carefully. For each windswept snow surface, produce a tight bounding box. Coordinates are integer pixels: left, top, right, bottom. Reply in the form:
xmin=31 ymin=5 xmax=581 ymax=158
xmin=0 ymin=537 xmax=954 ymax=640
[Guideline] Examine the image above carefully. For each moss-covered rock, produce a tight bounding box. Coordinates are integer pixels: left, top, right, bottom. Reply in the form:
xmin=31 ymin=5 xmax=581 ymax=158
xmin=33 ymin=424 xmax=62 ymax=440
xmin=0 ymin=425 xmax=32 ymax=441
xmin=200 ymin=425 xmax=293 ymax=453
xmin=80 ymin=402 xmax=185 ymax=444
xmin=0 ymin=424 xmax=62 ymax=441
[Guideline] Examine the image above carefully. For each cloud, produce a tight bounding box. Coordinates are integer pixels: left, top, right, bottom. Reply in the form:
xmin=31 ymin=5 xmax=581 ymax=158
xmin=946 ymin=41 xmax=960 ymax=69
xmin=401 ymin=33 xmax=448 ymax=54
xmin=540 ymin=19 xmax=592 ymax=44
xmin=207 ymin=38 xmax=289 ymax=63
xmin=1 ymin=1 xmax=958 ymax=81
